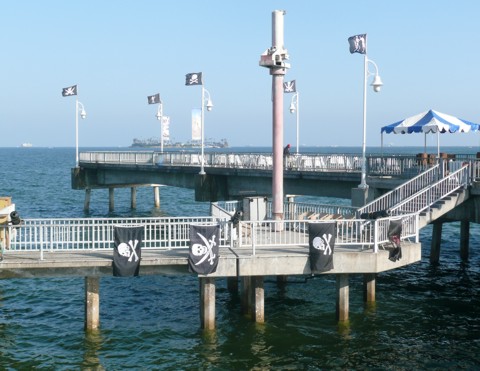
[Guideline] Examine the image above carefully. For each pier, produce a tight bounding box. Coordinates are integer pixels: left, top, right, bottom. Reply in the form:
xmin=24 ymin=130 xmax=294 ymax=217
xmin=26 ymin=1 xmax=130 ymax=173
xmin=3 ymin=151 xmax=480 ymax=330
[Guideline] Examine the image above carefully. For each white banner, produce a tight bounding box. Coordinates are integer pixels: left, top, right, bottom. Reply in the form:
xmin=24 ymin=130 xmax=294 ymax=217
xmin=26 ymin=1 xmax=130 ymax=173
xmin=191 ymin=109 xmax=201 ymax=140
xmin=162 ymin=116 xmax=170 ymax=140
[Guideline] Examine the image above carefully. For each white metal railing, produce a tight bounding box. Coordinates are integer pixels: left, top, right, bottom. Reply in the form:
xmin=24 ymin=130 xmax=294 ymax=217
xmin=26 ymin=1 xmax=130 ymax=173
xmin=1 ymin=213 xmax=418 ymax=259
xmin=388 ymin=165 xmax=470 ymax=216
xmin=357 ymin=164 xmax=440 ymax=217
xmin=1 ymin=216 xmax=227 ymax=260
xmin=235 ymin=213 xmax=418 ymax=254
xmin=79 ymin=151 xmax=480 ymax=179
xmin=281 ymin=201 xmax=357 ymax=220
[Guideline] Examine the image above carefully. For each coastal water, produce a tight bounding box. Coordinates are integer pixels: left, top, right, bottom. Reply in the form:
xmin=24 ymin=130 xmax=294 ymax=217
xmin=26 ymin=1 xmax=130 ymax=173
xmin=0 ymin=146 xmax=479 ymax=370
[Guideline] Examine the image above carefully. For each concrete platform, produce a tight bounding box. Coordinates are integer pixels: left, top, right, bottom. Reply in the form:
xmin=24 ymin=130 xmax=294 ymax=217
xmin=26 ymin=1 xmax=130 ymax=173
xmin=0 ymin=242 xmax=421 ymax=279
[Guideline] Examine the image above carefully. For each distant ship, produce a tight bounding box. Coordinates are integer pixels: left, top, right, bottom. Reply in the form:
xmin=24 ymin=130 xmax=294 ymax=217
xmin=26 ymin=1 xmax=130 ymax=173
xmin=21 ymin=143 xmax=32 ymax=148
xmin=131 ymin=138 xmax=228 ymax=149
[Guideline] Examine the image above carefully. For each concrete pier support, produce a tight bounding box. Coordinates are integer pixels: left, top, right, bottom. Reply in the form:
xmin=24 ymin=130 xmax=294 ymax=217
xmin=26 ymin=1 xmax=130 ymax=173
xmin=199 ymin=277 xmax=216 ymax=330
xmin=84 ymin=189 xmax=91 ymax=212
xmin=252 ymin=276 xmax=265 ymax=323
xmin=430 ymin=222 xmax=443 ymax=264
xmin=336 ymin=274 xmax=349 ymax=322
xmin=460 ymin=220 xmax=470 ymax=261
xmin=131 ymin=187 xmax=137 ymax=209
xmin=109 ymin=188 xmax=115 ymax=212
xmin=153 ymin=186 xmax=160 ymax=208
xmin=85 ymin=276 xmax=100 ymax=331
xmin=363 ymin=273 xmax=376 ymax=303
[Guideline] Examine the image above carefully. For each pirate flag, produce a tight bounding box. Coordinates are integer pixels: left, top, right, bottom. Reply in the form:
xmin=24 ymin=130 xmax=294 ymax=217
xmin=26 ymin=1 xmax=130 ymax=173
xmin=189 ymin=224 xmax=220 ymax=275
xmin=308 ymin=222 xmax=336 ymax=273
xmin=62 ymin=85 xmax=77 ymax=97
xmin=387 ymin=218 xmax=403 ymax=262
xmin=113 ymin=225 xmax=144 ymax=277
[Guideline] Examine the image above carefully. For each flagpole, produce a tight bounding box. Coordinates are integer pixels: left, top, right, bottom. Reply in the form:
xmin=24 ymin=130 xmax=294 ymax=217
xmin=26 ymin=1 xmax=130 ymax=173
xmin=360 ymin=54 xmax=368 ymax=189
xmin=75 ymin=97 xmax=79 ymax=167
xmin=296 ymin=91 xmax=300 ymax=154
xmin=200 ymin=85 xmax=205 ymax=175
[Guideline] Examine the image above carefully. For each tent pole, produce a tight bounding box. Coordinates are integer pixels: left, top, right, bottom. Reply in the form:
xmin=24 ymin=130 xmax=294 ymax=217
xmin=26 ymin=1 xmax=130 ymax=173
xmin=437 ymin=131 xmax=440 ymax=158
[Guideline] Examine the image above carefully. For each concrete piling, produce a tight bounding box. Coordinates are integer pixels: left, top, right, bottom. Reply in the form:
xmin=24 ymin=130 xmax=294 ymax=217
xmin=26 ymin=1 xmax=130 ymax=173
xmin=85 ymin=276 xmax=100 ymax=331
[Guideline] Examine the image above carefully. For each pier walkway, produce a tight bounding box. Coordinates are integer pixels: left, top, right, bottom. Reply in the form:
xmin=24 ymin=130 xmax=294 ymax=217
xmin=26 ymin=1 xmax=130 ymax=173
xmin=73 ymin=151 xmax=480 ymax=202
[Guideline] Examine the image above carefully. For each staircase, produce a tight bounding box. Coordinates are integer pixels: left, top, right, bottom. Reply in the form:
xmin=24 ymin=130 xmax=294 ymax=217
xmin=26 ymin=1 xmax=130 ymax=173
xmin=358 ymin=163 xmax=472 ymax=229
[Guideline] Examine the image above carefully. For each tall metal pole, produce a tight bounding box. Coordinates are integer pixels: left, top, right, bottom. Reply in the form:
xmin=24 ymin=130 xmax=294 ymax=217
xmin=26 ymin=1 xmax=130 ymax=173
xmin=259 ymin=10 xmax=290 ymax=222
xmin=360 ymin=54 xmax=368 ymax=189
xmin=75 ymin=98 xmax=79 ymax=167
xmin=200 ymin=85 xmax=205 ymax=175
xmin=159 ymin=102 xmax=164 ymax=153
xmin=296 ymin=91 xmax=299 ymax=154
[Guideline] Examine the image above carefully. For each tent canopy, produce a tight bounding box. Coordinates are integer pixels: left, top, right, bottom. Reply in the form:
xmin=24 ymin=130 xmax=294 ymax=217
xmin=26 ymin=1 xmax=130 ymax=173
xmin=380 ymin=109 xmax=480 ymax=157
xmin=381 ymin=109 xmax=480 ymax=135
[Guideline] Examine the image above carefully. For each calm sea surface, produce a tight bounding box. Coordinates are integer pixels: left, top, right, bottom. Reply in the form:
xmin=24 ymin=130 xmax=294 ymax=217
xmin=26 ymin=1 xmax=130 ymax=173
xmin=0 ymin=146 xmax=479 ymax=370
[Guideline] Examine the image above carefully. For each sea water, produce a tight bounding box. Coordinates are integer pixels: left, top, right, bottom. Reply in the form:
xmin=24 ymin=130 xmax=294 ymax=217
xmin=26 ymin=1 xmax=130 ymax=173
xmin=0 ymin=147 xmax=479 ymax=370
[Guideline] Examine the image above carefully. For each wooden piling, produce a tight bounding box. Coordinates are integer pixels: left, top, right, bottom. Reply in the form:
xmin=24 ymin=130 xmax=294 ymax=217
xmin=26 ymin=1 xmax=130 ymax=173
xmin=336 ymin=274 xmax=349 ymax=322
xmin=199 ymin=277 xmax=216 ymax=330
xmin=430 ymin=222 xmax=442 ymax=264
xmin=85 ymin=276 xmax=100 ymax=331
xmin=460 ymin=220 xmax=470 ymax=261
xmin=131 ymin=187 xmax=137 ymax=209
xmin=241 ymin=276 xmax=252 ymax=316
xmin=109 ymin=188 xmax=115 ymax=212
xmin=227 ymin=277 xmax=238 ymax=293
xmin=84 ymin=189 xmax=91 ymax=212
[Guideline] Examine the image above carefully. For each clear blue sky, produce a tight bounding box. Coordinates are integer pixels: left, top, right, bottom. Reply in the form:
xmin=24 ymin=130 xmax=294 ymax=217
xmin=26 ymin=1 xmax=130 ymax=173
xmin=1 ymin=0 xmax=479 ymax=149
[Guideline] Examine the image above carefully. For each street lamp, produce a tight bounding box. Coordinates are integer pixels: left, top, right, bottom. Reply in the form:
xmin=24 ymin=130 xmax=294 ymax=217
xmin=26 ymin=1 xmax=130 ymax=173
xmin=155 ymin=100 xmax=164 ymax=152
xmin=359 ymin=56 xmax=383 ymax=189
xmin=200 ymin=87 xmax=213 ymax=175
xmin=289 ymin=91 xmax=300 ymax=154
xmin=75 ymin=100 xmax=87 ymax=167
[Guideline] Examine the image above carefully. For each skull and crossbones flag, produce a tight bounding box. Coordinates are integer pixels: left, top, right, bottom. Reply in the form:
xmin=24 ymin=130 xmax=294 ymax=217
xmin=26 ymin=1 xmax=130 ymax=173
xmin=283 ymin=80 xmax=296 ymax=93
xmin=62 ymin=85 xmax=77 ymax=97
xmin=348 ymin=34 xmax=367 ymax=54
xmin=113 ymin=225 xmax=144 ymax=277
xmin=189 ymin=224 xmax=220 ymax=275
xmin=147 ymin=93 xmax=160 ymax=104
xmin=308 ymin=222 xmax=336 ymax=272
xmin=185 ymin=72 xmax=203 ymax=86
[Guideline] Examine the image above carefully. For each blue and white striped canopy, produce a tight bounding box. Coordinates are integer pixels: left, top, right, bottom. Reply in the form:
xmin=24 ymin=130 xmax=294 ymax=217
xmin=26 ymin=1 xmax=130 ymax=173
xmin=381 ymin=109 xmax=480 ymax=134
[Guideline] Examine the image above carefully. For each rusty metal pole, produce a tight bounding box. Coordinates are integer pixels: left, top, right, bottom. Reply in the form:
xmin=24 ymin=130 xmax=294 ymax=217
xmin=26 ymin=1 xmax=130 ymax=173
xmin=259 ymin=10 xmax=290 ymax=224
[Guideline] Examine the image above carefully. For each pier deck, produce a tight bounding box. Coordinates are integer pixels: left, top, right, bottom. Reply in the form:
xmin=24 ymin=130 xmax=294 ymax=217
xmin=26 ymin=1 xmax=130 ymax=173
xmin=0 ymin=242 xmax=420 ymax=279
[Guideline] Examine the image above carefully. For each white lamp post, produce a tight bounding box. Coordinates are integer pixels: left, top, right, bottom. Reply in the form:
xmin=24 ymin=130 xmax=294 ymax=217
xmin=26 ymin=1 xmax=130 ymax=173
xmin=200 ymin=87 xmax=213 ymax=175
xmin=359 ymin=56 xmax=383 ymax=189
xmin=289 ymin=91 xmax=300 ymax=154
xmin=75 ymin=99 xmax=87 ymax=167
xmin=155 ymin=100 xmax=164 ymax=152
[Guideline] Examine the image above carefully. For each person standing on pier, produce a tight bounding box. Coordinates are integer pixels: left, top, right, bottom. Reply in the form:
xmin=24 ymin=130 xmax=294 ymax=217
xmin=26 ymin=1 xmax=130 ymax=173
xmin=284 ymin=144 xmax=291 ymax=169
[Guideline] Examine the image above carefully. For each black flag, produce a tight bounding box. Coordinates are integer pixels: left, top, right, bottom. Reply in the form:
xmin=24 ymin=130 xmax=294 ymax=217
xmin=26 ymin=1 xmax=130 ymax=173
xmin=185 ymin=72 xmax=203 ymax=86
xmin=113 ymin=225 xmax=144 ymax=277
xmin=62 ymin=85 xmax=77 ymax=97
xmin=188 ymin=224 xmax=220 ymax=275
xmin=147 ymin=93 xmax=160 ymax=104
xmin=387 ymin=218 xmax=402 ymax=262
xmin=308 ymin=222 xmax=336 ymax=272
xmin=348 ymin=34 xmax=367 ymax=54
xmin=283 ymin=80 xmax=296 ymax=93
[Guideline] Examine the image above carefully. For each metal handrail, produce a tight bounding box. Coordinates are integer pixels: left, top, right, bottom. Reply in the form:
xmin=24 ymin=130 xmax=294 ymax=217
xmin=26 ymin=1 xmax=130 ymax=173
xmin=1 ymin=213 xmax=418 ymax=259
xmin=388 ymin=165 xmax=470 ymax=216
xmin=357 ymin=164 xmax=440 ymax=216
